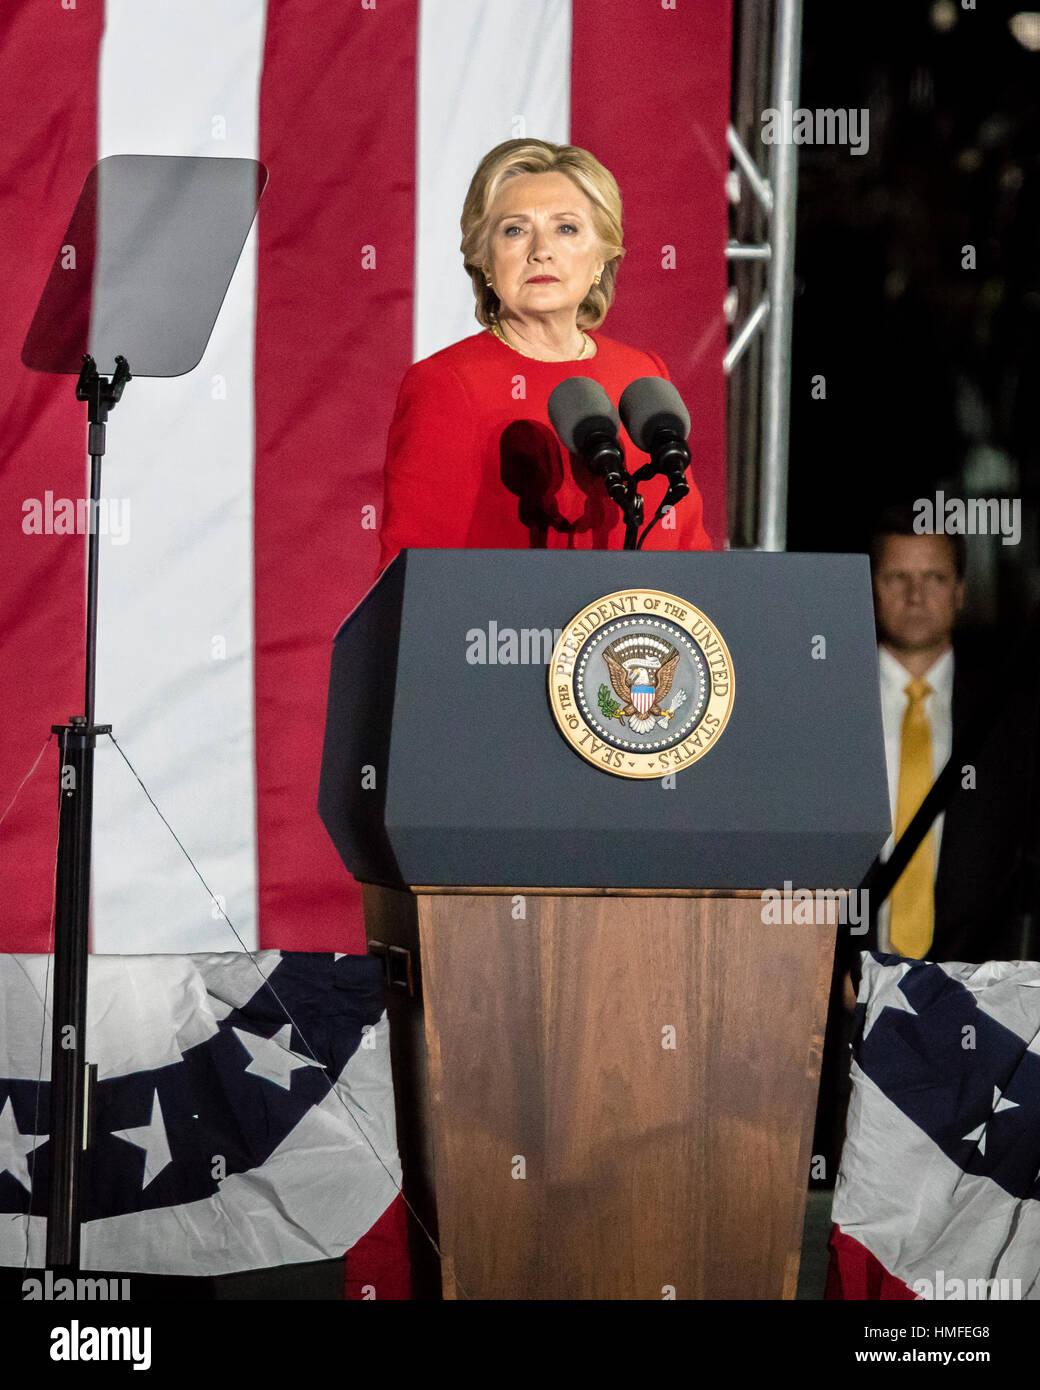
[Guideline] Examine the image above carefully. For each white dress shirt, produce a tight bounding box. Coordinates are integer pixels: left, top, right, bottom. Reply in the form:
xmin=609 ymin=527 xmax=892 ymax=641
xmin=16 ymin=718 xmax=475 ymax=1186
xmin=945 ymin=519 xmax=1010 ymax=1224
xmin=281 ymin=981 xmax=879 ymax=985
xmin=876 ymin=645 xmax=955 ymax=952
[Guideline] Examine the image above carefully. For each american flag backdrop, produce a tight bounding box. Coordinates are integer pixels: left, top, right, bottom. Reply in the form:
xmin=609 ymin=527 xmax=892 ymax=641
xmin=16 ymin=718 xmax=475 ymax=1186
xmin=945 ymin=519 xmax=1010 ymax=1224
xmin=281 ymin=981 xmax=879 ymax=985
xmin=0 ymin=0 xmax=731 ymax=960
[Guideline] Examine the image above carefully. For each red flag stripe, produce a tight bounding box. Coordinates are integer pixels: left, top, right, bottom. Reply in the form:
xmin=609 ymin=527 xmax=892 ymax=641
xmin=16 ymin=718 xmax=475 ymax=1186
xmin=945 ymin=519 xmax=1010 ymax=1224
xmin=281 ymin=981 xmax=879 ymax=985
xmin=826 ymin=1224 xmax=919 ymax=1301
xmin=253 ymin=0 xmax=419 ymax=952
xmin=570 ymin=0 xmax=731 ymax=547
xmin=0 ymin=2 xmax=102 ymax=952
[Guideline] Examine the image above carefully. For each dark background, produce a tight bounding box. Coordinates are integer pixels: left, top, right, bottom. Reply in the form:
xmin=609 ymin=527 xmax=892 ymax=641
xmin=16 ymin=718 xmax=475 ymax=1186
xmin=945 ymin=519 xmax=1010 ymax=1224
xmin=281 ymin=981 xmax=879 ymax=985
xmin=789 ymin=0 xmax=1039 ymax=638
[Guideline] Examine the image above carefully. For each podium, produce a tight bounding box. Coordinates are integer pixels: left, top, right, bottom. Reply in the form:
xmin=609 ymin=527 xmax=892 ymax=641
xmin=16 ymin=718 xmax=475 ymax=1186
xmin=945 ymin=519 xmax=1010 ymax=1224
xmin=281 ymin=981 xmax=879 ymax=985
xmin=319 ymin=550 xmax=889 ymax=1299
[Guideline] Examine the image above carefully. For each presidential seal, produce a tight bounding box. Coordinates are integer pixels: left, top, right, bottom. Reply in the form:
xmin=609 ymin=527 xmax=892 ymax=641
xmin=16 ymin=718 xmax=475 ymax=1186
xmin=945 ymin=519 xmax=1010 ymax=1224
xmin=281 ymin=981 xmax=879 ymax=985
xmin=548 ymin=589 xmax=734 ymax=779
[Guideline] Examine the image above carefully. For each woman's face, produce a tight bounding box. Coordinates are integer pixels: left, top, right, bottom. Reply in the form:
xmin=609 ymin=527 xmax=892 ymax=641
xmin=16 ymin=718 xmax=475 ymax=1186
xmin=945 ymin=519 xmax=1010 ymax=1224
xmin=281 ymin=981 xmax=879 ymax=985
xmin=485 ymin=171 xmax=605 ymax=324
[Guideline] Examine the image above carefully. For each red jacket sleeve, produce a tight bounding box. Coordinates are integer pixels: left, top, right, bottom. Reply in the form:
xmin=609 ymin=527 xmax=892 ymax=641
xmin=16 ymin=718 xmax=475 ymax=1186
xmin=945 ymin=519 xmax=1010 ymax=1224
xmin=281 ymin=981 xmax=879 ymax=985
xmin=646 ymin=348 xmax=671 ymax=382
xmin=378 ymin=357 xmax=482 ymax=571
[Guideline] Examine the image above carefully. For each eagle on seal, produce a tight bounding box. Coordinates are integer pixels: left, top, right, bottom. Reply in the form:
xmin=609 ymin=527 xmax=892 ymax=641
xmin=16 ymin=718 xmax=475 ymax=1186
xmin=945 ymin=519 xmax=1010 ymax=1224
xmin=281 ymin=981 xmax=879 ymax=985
xmin=603 ymin=643 xmax=681 ymax=736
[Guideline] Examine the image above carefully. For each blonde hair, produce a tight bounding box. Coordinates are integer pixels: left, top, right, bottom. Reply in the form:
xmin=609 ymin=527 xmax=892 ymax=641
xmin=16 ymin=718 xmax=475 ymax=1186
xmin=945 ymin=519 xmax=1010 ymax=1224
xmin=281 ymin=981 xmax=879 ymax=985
xmin=460 ymin=139 xmax=625 ymax=331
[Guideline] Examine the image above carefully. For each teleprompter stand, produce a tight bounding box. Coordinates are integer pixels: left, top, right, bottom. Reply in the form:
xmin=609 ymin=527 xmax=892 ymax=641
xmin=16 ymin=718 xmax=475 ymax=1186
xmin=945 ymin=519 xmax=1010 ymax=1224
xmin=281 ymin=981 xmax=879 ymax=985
xmin=45 ymin=354 xmax=129 ymax=1268
xmin=21 ymin=154 xmax=267 ymax=1270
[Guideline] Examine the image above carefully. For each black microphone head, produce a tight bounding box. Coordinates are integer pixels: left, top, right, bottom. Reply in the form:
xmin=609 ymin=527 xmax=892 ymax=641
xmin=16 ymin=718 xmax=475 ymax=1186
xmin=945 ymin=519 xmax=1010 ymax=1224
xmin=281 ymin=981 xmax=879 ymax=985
xmin=547 ymin=377 xmax=621 ymax=453
xmin=618 ymin=377 xmax=691 ymax=451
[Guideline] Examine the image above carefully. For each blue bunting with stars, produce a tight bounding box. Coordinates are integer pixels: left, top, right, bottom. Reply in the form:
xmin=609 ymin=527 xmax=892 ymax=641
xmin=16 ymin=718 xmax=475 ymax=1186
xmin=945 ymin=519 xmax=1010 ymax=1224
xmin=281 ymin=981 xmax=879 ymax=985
xmin=833 ymin=953 xmax=1040 ymax=1300
xmin=0 ymin=951 xmax=400 ymax=1275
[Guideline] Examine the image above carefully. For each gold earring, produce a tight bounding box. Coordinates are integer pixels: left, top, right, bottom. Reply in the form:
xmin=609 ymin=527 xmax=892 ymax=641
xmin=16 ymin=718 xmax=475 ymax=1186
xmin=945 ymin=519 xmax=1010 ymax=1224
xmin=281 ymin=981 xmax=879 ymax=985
xmin=593 ymin=272 xmax=602 ymax=285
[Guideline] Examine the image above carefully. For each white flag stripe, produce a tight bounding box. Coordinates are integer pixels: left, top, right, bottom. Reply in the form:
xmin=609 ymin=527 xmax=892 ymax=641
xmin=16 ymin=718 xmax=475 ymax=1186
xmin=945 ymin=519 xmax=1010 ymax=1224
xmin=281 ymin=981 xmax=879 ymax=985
xmin=938 ymin=959 xmax=1040 ymax=1048
xmin=833 ymin=1064 xmax=1040 ymax=1298
xmin=92 ymin=0 xmax=267 ymax=952
xmin=414 ymin=0 xmax=573 ymax=363
xmin=0 ymin=955 xmax=217 ymax=1080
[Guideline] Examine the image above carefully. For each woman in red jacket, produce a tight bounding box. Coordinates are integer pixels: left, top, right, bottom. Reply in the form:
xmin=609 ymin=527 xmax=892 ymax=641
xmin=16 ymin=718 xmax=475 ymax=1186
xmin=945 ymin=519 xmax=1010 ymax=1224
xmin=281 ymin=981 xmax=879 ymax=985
xmin=378 ymin=138 xmax=713 ymax=569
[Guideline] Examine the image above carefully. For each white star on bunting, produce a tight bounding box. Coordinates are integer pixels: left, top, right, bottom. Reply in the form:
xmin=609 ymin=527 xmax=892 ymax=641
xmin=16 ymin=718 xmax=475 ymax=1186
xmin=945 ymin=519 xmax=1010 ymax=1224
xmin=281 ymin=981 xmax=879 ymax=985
xmin=232 ymin=1023 xmax=323 ymax=1090
xmin=962 ymin=1085 xmax=1019 ymax=1157
xmin=113 ymin=1089 xmax=173 ymax=1189
xmin=862 ymin=960 xmax=919 ymax=1040
xmin=0 ymin=1096 xmax=47 ymax=1193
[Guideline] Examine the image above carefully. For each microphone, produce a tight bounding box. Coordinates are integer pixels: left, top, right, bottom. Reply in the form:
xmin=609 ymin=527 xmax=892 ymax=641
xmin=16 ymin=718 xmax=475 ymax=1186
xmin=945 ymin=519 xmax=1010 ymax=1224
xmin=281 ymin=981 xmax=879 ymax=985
xmin=618 ymin=377 xmax=691 ymax=502
xmin=547 ymin=377 xmax=629 ymax=508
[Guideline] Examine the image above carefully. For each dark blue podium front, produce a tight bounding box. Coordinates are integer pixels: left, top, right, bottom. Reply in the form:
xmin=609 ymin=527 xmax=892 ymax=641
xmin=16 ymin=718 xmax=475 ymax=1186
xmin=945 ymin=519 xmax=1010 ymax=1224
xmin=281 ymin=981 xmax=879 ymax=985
xmin=319 ymin=549 xmax=889 ymax=889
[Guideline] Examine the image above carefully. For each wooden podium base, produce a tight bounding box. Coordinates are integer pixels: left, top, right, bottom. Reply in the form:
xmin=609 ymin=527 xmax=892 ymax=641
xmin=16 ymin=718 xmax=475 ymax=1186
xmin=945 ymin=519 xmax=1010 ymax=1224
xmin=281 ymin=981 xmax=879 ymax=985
xmin=363 ymin=885 xmax=834 ymax=1301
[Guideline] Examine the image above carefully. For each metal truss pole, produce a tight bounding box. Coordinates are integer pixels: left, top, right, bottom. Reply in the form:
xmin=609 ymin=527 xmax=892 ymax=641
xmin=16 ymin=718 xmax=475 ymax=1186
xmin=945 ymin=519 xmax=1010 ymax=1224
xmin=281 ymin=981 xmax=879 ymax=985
xmin=725 ymin=0 xmax=803 ymax=552
xmin=759 ymin=0 xmax=802 ymax=552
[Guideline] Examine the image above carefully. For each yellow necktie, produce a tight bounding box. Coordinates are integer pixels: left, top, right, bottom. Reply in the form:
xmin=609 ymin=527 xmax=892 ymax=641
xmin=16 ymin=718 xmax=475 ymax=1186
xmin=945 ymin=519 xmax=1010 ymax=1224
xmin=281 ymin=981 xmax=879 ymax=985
xmin=888 ymin=678 xmax=935 ymax=958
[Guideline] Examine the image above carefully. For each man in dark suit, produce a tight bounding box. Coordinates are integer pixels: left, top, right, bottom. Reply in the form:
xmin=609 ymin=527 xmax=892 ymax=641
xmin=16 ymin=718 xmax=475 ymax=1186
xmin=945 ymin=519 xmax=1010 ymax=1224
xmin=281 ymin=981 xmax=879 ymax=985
xmin=815 ymin=506 xmax=1038 ymax=1178
xmin=865 ymin=505 xmax=1038 ymax=964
